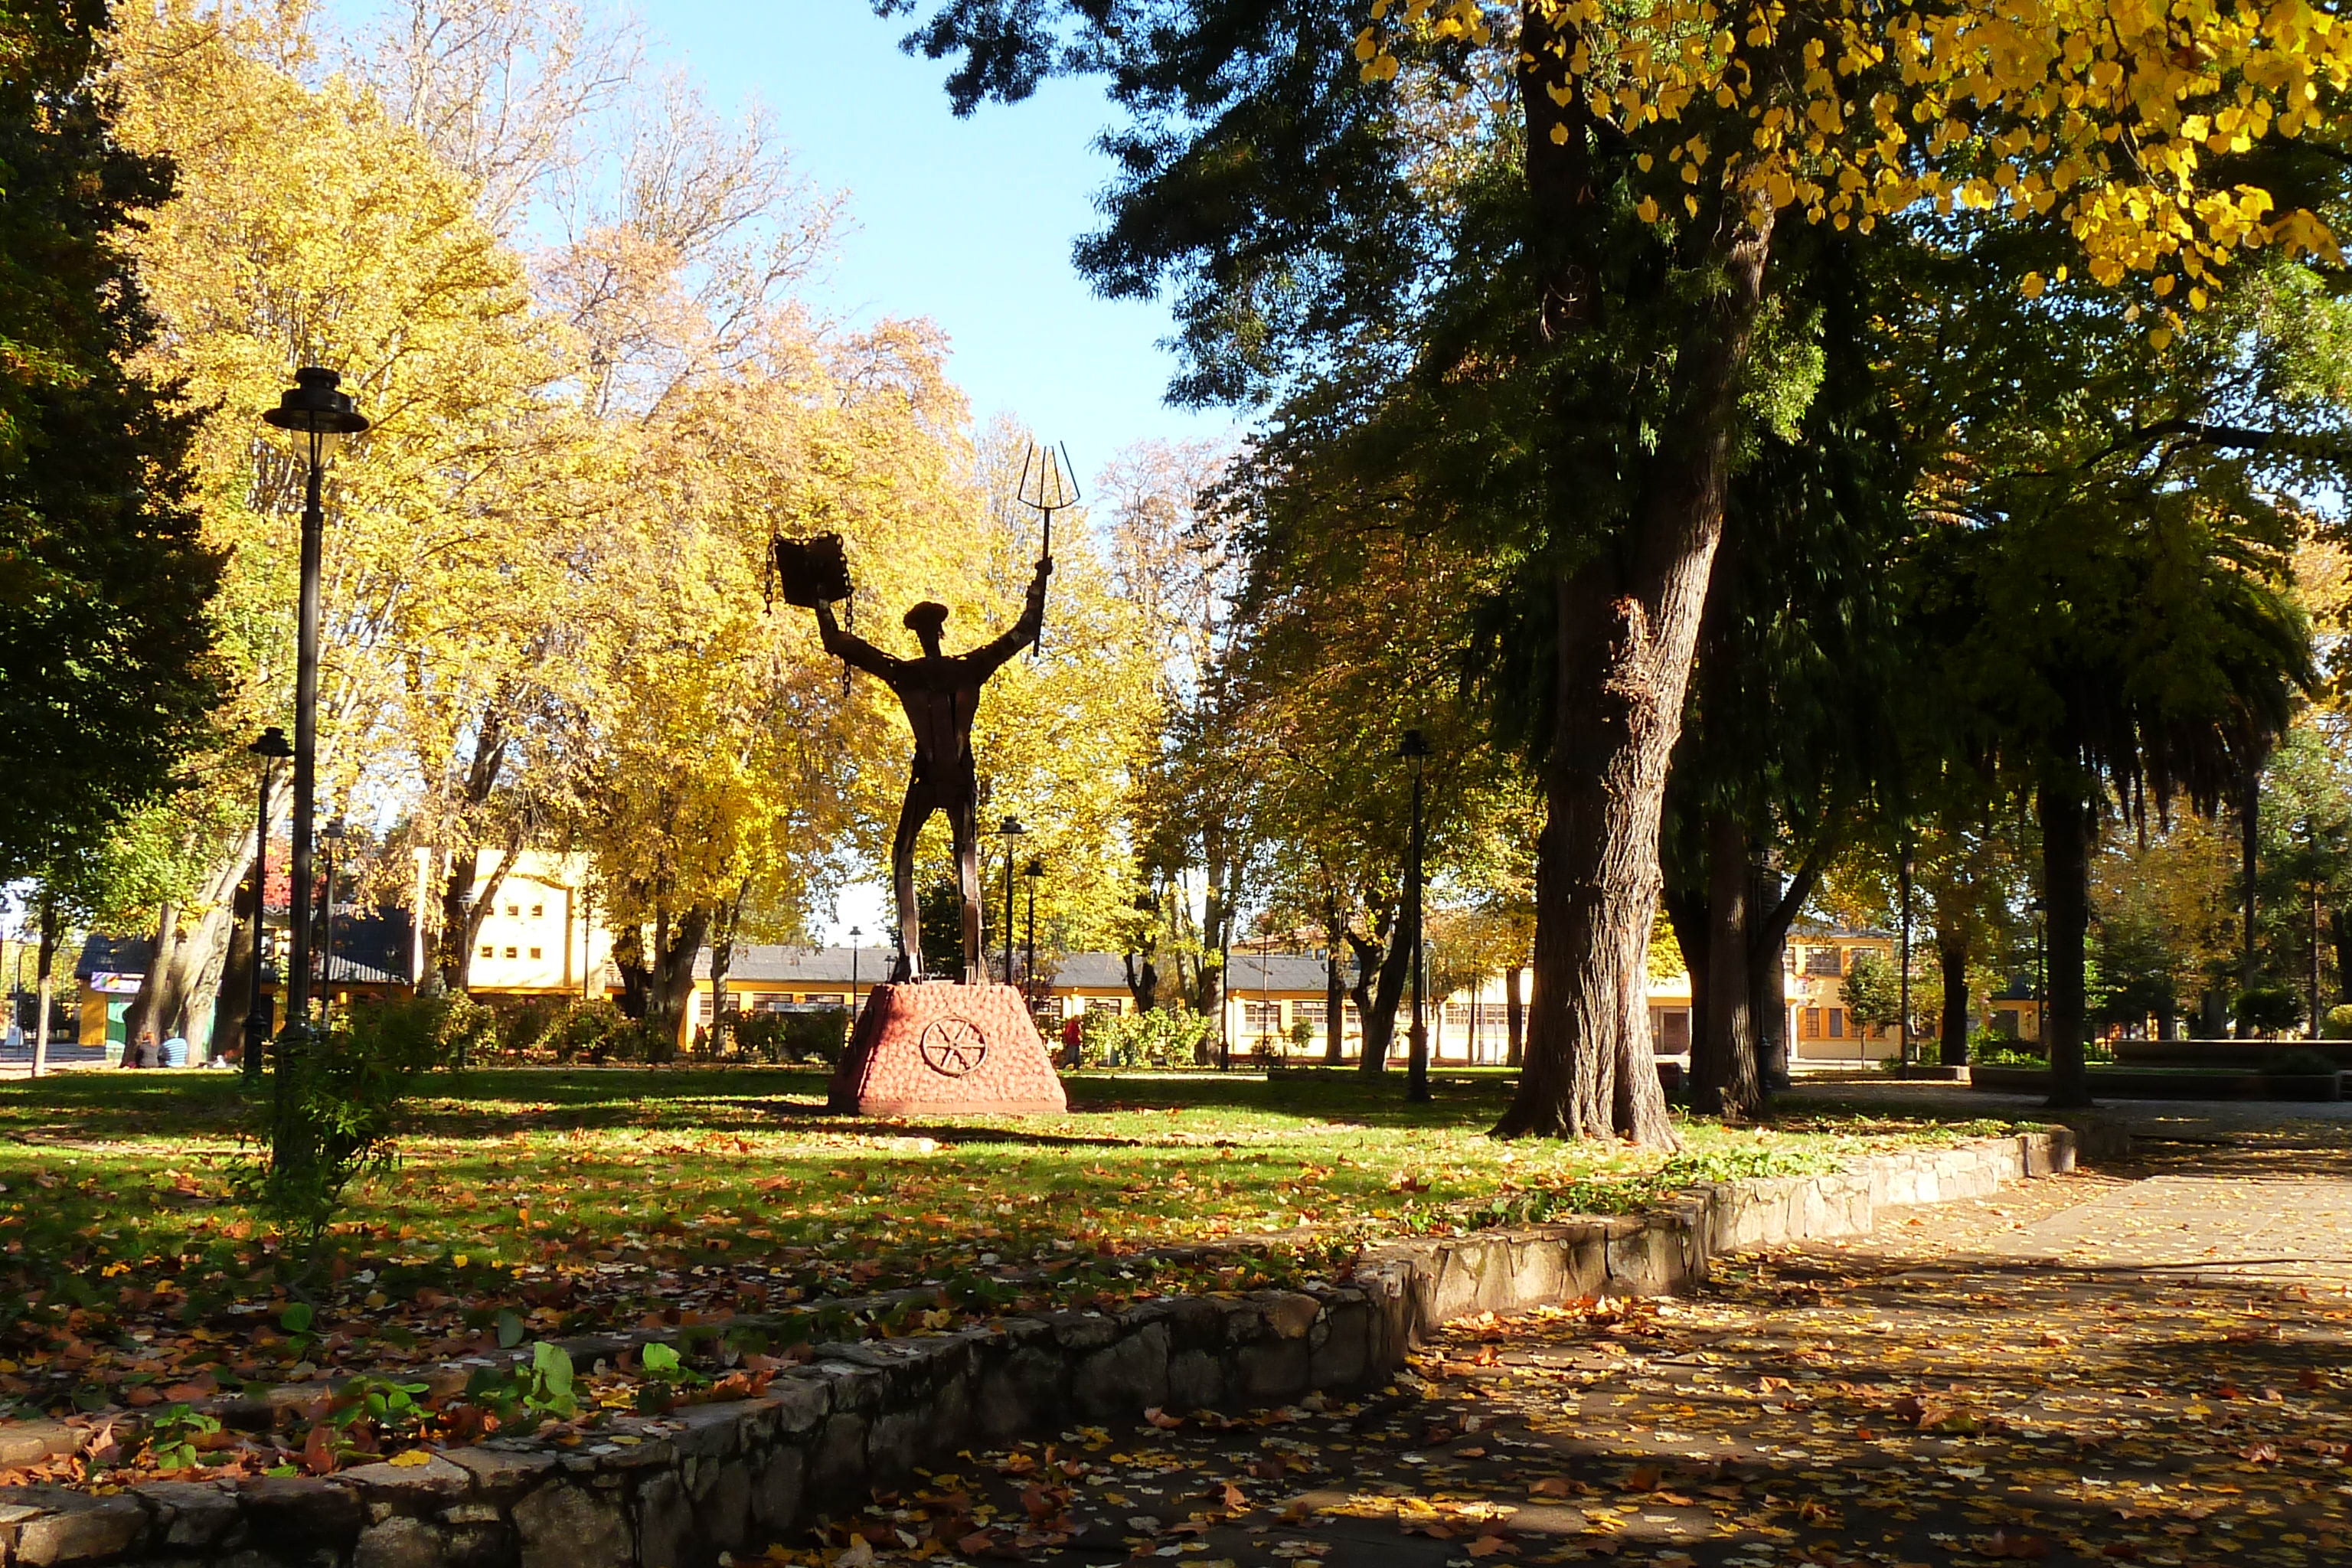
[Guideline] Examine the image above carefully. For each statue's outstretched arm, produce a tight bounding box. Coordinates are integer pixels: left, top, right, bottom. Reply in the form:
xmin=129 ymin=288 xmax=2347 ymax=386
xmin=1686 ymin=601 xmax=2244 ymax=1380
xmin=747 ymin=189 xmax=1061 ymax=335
xmin=972 ymin=557 xmax=1053 ymax=672
xmin=815 ymin=599 xmax=899 ymax=678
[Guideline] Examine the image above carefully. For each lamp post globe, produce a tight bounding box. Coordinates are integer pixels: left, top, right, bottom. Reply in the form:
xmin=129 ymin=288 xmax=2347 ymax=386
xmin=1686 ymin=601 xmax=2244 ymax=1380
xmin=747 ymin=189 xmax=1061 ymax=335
xmin=261 ymin=369 xmax=368 ymax=1109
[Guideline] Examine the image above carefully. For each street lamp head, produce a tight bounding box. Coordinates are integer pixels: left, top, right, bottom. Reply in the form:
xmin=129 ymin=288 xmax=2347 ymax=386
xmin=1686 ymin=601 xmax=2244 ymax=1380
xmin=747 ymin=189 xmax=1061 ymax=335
xmin=1400 ymin=729 xmax=1431 ymax=761
xmin=249 ymin=726 xmax=293 ymax=760
xmin=1024 ymin=857 xmax=1045 ymax=880
xmin=998 ymin=816 xmax=1027 ymax=838
xmin=848 ymin=925 xmax=863 ymax=942
xmin=263 ymin=368 xmax=370 ymax=455
xmin=321 ymin=818 xmax=348 ymax=844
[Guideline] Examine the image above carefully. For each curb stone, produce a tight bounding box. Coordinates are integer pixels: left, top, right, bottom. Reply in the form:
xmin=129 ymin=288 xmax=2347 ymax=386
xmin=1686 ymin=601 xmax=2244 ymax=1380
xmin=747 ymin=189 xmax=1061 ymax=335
xmin=0 ymin=1129 xmax=2092 ymax=1567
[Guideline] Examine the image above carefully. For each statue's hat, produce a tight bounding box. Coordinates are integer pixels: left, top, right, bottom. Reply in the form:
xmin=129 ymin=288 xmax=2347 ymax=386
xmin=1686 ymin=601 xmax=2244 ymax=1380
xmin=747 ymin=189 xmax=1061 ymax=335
xmin=903 ymin=601 xmax=949 ymax=636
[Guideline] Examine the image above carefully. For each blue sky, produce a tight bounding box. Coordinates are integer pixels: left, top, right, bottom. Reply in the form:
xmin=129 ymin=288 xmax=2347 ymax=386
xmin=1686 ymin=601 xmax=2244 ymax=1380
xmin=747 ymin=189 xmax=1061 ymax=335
xmin=646 ymin=0 xmax=1231 ymax=482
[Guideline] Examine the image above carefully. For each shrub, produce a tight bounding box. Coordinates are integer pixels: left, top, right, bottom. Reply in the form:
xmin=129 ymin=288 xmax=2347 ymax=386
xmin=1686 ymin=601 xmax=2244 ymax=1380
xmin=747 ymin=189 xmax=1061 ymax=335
xmin=2321 ymin=1004 xmax=2352 ymax=1040
xmin=248 ymin=996 xmax=452 ymax=1244
xmin=1289 ymin=1017 xmax=1316 ymax=1051
xmin=2267 ymin=1048 xmax=2340 ymax=1076
xmin=549 ymin=998 xmax=626 ymax=1062
xmin=1968 ymin=1028 xmax=2042 ymax=1066
xmin=2234 ymin=984 xmax=2306 ymax=1036
xmin=1081 ymin=1005 xmax=1217 ymax=1068
xmin=779 ymin=1008 xmax=848 ymax=1065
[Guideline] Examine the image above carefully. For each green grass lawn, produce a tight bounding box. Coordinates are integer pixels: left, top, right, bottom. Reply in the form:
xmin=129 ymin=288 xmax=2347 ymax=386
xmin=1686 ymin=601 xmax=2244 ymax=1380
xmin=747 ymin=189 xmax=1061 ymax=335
xmin=0 ymin=1066 xmax=2034 ymax=1422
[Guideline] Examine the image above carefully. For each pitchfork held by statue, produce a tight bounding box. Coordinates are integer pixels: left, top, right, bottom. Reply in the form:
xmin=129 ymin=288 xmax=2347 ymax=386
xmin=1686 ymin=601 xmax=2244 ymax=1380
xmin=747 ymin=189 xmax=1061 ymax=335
xmin=1014 ymin=440 xmax=1079 ymax=658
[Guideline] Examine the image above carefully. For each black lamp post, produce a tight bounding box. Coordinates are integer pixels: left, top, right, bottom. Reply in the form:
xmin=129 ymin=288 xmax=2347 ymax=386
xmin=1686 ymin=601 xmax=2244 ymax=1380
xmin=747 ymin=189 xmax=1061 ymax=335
xmin=998 ymin=818 xmax=1027 ymax=986
xmin=1023 ymin=857 xmax=1044 ymax=1003
xmin=1401 ymin=729 xmax=1432 ymax=1103
xmin=848 ymin=926 xmax=863 ymax=1021
xmin=243 ymin=727 xmax=292 ymax=1084
xmin=318 ymin=817 xmax=348 ymax=1017
xmin=262 ymin=368 xmax=368 ymax=1057
xmin=2030 ymin=895 xmax=2047 ymax=1046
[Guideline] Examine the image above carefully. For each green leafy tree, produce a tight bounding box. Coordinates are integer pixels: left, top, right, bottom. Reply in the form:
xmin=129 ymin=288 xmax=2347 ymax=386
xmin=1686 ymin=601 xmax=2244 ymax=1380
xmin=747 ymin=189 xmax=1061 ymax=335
xmin=0 ymin=0 xmax=219 ymax=880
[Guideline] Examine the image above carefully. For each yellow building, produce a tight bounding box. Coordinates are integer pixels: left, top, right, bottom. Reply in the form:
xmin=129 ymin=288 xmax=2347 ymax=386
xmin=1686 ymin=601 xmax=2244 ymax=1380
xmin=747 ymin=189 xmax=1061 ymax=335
xmin=413 ymin=849 xmax=614 ymax=998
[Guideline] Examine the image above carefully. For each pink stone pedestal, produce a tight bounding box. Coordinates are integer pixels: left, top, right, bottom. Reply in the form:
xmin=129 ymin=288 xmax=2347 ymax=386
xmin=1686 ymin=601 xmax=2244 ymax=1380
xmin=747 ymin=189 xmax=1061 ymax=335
xmin=828 ymin=982 xmax=1069 ymax=1116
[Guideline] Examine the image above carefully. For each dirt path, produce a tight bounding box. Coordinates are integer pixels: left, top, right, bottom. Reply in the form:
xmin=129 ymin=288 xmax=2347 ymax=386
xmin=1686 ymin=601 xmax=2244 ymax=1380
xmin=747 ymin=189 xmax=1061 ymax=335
xmin=828 ymin=1130 xmax=2352 ymax=1568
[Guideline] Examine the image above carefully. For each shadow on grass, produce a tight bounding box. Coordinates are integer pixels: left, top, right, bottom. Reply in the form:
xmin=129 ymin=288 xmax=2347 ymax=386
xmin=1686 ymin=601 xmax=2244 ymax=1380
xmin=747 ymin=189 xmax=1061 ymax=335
xmin=0 ymin=1063 xmax=1526 ymax=1144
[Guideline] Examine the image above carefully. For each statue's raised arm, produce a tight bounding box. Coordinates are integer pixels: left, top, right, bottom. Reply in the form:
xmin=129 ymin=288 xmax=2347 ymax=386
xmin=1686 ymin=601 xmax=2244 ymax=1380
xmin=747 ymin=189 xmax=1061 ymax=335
xmin=814 ymin=599 xmax=900 ymax=678
xmin=969 ymin=556 xmax=1054 ymax=675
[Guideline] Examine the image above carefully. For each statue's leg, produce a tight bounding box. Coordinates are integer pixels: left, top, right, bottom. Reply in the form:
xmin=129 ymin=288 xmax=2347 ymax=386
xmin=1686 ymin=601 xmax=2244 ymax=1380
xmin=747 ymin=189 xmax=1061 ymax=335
xmin=950 ymin=790 xmax=982 ymax=985
xmin=890 ymin=786 xmax=930 ymax=982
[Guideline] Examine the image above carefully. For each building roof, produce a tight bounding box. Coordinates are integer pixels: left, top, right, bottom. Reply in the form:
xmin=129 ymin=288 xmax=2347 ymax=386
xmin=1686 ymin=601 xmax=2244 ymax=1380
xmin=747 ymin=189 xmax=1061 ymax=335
xmin=704 ymin=945 xmax=1355 ymax=995
xmin=701 ymin=946 xmax=870 ymax=985
xmin=75 ymin=935 xmax=152 ymax=982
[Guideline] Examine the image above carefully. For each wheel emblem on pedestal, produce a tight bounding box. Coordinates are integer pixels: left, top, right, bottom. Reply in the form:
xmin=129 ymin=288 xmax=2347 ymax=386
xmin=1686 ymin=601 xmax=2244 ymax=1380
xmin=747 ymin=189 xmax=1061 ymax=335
xmin=917 ymin=1018 xmax=988 ymax=1077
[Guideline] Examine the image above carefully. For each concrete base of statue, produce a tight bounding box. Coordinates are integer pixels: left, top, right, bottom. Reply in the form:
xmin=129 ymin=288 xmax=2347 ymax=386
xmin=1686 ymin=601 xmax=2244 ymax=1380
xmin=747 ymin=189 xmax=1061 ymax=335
xmin=828 ymin=981 xmax=1069 ymax=1116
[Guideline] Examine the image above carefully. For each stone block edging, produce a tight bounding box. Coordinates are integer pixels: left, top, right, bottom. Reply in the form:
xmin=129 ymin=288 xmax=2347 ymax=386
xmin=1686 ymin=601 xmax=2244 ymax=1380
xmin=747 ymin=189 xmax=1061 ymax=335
xmin=0 ymin=1129 xmax=2087 ymax=1568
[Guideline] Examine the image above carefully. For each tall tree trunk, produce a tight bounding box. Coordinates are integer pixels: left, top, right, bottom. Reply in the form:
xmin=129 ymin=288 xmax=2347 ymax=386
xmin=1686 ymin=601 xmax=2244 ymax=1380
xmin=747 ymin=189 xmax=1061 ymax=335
xmin=1936 ymin=920 xmax=1971 ymax=1067
xmin=438 ymin=834 xmax=522 ymax=994
xmin=2332 ymin=906 xmax=2352 ymax=1008
xmin=1348 ymin=913 xmax=1410 ymax=1073
xmin=2238 ymin=767 xmax=2259 ymax=1036
xmin=1661 ymin=880 xmax=1708 ymax=1086
xmin=708 ymin=881 xmax=749 ymax=1055
xmin=213 ymin=875 xmax=258 ymax=1062
xmin=2040 ymin=769 xmax=2093 ymax=1109
xmin=1505 ymin=961 xmax=1525 ymax=1068
xmin=31 ymin=888 xmax=60 ymax=1079
xmin=122 ymin=900 xmax=179 ymax=1054
xmin=1122 ymin=950 xmax=1159 ymax=1012
xmin=648 ymin=904 xmax=711 ymax=1055
xmin=1693 ymin=811 xmax=1762 ymax=1117
xmin=1324 ymin=940 xmax=1347 ymax=1065
xmin=1492 ymin=8 xmax=1769 ymax=1144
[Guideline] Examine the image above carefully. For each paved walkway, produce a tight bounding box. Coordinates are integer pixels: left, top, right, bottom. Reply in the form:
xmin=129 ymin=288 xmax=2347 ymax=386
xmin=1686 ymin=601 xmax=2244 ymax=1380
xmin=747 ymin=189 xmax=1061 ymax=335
xmin=835 ymin=1123 xmax=2352 ymax=1568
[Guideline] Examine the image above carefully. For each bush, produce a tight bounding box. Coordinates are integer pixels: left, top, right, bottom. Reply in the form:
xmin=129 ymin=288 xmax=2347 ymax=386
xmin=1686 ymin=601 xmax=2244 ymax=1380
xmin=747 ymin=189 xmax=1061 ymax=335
xmin=779 ymin=1008 xmax=848 ymax=1065
xmin=1968 ymin=1028 xmax=2042 ymax=1066
xmin=2321 ymin=1004 xmax=2352 ymax=1040
xmin=2234 ymin=984 xmax=2306 ymax=1036
xmin=248 ymin=996 xmax=452 ymax=1243
xmin=549 ymin=998 xmax=626 ymax=1062
xmin=2267 ymin=1048 xmax=2340 ymax=1076
xmin=1080 ymin=1005 xmax=1218 ymax=1068
xmin=1289 ymin=1017 xmax=1315 ymax=1051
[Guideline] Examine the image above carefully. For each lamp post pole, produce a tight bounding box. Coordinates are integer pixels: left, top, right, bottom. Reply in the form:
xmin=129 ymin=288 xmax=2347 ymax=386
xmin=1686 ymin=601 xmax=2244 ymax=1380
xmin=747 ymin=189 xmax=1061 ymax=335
xmin=998 ymin=818 xmax=1027 ymax=987
xmin=1023 ymin=858 xmax=1043 ymax=1005
xmin=1402 ymin=730 xmax=1432 ymax=1104
xmin=243 ymin=727 xmax=292 ymax=1084
xmin=319 ymin=818 xmax=347 ymax=1021
xmin=263 ymin=370 xmax=368 ymax=1072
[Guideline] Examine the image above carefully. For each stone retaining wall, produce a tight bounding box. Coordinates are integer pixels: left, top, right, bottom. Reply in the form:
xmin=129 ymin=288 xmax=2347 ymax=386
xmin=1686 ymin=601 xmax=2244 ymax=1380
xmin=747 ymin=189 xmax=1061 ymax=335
xmin=0 ymin=1129 xmax=2087 ymax=1568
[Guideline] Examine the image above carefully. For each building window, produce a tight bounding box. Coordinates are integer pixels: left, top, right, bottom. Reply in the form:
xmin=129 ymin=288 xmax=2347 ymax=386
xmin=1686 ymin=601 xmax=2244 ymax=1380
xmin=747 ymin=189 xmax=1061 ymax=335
xmin=1478 ymin=1002 xmax=1511 ymax=1030
xmin=530 ymin=903 xmax=544 ymax=920
xmin=1086 ymin=996 xmax=1123 ymax=1016
xmin=1292 ymin=1001 xmax=1328 ymax=1031
xmin=1827 ymin=1008 xmax=1845 ymax=1039
xmin=1244 ymin=1001 xmax=1282 ymax=1032
xmin=1801 ymin=1008 xmax=1822 ymax=1039
xmin=504 ymin=946 xmax=518 ymax=960
xmin=803 ymin=994 xmax=845 ymax=1007
xmin=1991 ymin=1010 xmax=2020 ymax=1040
xmin=1804 ymin=948 xmax=1843 ymax=977
xmin=528 ymin=946 xmax=543 ymax=960
xmin=506 ymin=903 xmax=520 ymax=917
xmin=479 ymin=945 xmax=494 ymax=959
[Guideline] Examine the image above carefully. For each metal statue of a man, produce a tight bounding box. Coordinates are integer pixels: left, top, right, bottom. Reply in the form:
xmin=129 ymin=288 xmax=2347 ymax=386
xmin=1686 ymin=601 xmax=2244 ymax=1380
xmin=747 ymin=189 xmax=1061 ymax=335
xmin=809 ymin=554 xmax=1050 ymax=982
